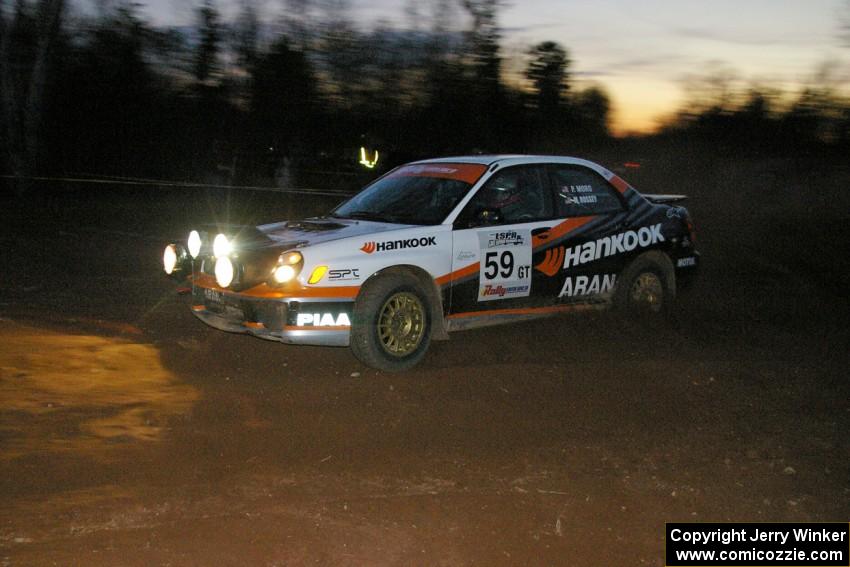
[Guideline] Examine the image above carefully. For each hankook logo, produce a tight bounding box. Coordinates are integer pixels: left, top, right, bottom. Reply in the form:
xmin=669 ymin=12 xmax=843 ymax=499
xmin=562 ymin=223 xmax=664 ymax=268
xmin=360 ymin=236 xmax=436 ymax=254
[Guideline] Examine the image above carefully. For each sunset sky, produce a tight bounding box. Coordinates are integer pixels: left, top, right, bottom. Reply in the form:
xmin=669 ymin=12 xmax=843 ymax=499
xmin=496 ymin=0 xmax=849 ymax=134
xmin=133 ymin=0 xmax=849 ymax=135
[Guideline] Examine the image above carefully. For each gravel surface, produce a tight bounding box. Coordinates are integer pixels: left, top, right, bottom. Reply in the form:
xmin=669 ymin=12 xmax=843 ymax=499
xmin=1 ymin=156 xmax=848 ymax=565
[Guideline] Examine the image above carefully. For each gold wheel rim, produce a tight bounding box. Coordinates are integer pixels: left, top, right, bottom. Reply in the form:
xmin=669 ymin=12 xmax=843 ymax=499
xmin=377 ymin=292 xmax=425 ymax=357
xmin=630 ymin=272 xmax=663 ymax=312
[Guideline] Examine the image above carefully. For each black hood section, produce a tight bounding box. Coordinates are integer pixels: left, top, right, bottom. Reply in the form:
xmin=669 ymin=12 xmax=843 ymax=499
xmin=199 ymin=224 xmax=300 ymax=291
xmin=232 ymin=247 xmax=282 ymax=291
xmin=199 ymin=224 xmax=274 ymax=248
xmin=283 ymin=219 xmax=347 ymax=232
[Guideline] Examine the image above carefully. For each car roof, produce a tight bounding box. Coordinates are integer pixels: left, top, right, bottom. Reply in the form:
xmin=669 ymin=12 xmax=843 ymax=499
xmin=411 ymin=155 xmax=602 ymax=168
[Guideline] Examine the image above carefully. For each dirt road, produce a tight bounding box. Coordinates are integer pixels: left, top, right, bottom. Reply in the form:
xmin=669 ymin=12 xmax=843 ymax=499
xmin=1 ymin=160 xmax=848 ymax=565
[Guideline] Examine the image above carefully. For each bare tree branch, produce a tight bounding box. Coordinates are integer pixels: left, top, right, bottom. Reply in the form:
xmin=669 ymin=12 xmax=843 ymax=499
xmin=0 ymin=0 xmax=22 ymax=179
xmin=0 ymin=0 xmax=64 ymax=193
xmin=24 ymin=0 xmax=64 ymax=170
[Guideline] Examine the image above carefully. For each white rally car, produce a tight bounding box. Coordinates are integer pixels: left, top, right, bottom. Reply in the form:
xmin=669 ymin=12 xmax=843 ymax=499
xmin=163 ymin=155 xmax=699 ymax=371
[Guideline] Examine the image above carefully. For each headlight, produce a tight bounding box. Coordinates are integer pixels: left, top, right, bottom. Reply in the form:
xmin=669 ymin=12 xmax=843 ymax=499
xmin=187 ymin=230 xmax=202 ymax=258
xmin=269 ymin=250 xmax=303 ymax=286
xmin=163 ymin=244 xmax=178 ymax=275
xmin=213 ymin=233 xmax=231 ymax=258
xmin=215 ymin=257 xmax=235 ymax=287
xmin=273 ymin=265 xmax=296 ymax=283
xmin=281 ymin=252 xmax=302 ymax=265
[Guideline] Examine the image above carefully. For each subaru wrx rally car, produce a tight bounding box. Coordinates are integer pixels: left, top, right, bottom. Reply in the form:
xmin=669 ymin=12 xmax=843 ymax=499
xmin=163 ymin=155 xmax=699 ymax=371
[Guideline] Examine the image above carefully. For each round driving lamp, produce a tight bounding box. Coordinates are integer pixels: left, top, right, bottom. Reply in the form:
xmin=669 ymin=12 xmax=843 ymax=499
xmin=269 ymin=250 xmax=303 ymax=286
xmin=282 ymin=252 xmax=302 ymax=265
xmin=215 ymin=256 xmax=235 ymax=288
xmin=163 ymin=244 xmax=179 ymax=275
xmin=163 ymin=243 xmax=188 ymax=276
xmin=273 ymin=264 xmax=296 ymax=284
xmin=187 ymin=230 xmax=203 ymax=259
xmin=213 ymin=233 xmax=232 ymax=258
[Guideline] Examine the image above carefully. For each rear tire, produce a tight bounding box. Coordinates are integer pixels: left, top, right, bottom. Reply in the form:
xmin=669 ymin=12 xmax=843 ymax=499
xmin=615 ymin=253 xmax=675 ymax=315
xmin=350 ymin=274 xmax=433 ymax=372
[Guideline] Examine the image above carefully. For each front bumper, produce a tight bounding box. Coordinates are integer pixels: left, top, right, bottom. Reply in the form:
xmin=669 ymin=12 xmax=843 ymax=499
xmin=189 ymin=282 xmax=353 ymax=347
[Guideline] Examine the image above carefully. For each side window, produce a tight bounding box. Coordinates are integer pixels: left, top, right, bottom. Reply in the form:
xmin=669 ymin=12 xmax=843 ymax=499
xmin=551 ymin=166 xmax=624 ymax=217
xmin=458 ymin=166 xmax=553 ymax=227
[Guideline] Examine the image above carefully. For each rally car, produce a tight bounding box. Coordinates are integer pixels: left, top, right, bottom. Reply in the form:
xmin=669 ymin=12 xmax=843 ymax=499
xmin=163 ymin=155 xmax=699 ymax=371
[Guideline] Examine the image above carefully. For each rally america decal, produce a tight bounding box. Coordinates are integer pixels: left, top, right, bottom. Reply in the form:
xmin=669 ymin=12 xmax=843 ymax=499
xmin=361 ymin=236 xmax=436 ymax=254
xmin=477 ymin=229 xmax=532 ymax=302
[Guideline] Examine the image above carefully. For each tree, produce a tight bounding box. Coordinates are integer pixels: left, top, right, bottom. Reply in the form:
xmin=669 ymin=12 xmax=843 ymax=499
xmin=0 ymin=0 xmax=65 ymax=192
xmin=461 ymin=0 xmax=502 ymax=89
xmin=782 ymin=62 xmax=848 ymax=146
xmin=48 ymin=4 xmax=166 ymax=176
xmin=315 ymin=0 xmax=363 ymax=108
xmin=679 ymin=62 xmax=741 ymax=117
xmin=459 ymin=0 xmax=504 ymax=150
xmin=526 ymin=41 xmax=570 ymax=112
xmin=573 ymin=86 xmax=610 ymax=141
xmin=247 ymin=37 xmax=316 ymax=169
xmin=233 ymin=0 xmax=259 ymax=71
xmin=282 ymin=0 xmax=312 ymax=50
xmin=194 ymin=0 xmax=221 ymax=85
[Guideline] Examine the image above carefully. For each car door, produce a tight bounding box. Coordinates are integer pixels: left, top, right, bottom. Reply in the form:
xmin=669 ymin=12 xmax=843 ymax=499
xmin=448 ymin=164 xmax=561 ymax=319
xmin=542 ymin=164 xmax=630 ymax=305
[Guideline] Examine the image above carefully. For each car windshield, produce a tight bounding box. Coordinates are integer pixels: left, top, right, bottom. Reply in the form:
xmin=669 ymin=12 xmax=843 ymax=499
xmin=331 ymin=163 xmax=487 ymax=225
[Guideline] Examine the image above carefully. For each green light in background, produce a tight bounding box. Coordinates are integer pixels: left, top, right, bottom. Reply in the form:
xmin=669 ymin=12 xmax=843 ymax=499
xmin=359 ymin=147 xmax=379 ymax=169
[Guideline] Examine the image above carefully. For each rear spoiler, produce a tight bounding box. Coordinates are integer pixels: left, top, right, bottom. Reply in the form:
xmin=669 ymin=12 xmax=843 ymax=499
xmin=643 ymin=194 xmax=688 ymax=204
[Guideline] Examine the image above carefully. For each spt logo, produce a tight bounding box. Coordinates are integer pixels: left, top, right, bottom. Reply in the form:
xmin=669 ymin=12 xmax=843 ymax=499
xmin=360 ymin=242 xmax=376 ymax=254
xmin=535 ymin=246 xmax=565 ymax=277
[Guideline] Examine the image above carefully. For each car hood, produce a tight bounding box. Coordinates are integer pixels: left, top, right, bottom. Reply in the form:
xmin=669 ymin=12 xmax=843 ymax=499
xmin=256 ymin=217 xmax=417 ymax=249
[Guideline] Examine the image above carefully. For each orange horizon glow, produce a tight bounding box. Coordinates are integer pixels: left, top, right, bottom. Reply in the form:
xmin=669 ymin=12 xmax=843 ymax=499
xmin=603 ymin=77 xmax=683 ymax=136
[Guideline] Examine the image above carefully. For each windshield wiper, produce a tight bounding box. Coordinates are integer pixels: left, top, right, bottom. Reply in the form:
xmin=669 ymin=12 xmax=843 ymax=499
xmin=380 ymin=212 xmax=434 ymax=225
xmin=338 ymin=211 xmax=396 ymax=222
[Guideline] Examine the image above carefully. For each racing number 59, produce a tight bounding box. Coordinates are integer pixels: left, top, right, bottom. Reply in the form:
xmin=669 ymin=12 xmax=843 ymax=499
xmin=484 ymin=251 xmax=515 ymax=280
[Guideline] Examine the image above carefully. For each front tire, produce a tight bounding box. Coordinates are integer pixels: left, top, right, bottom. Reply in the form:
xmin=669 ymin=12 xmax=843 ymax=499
xmin=350 ymin=274 xmax=433 ymax=372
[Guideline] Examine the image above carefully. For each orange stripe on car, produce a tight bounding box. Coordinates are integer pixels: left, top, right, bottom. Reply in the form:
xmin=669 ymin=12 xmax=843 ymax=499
xmin=532 ymin=216 xmax=596 ymax=248
xmin=609 ymin=175 xmax=629 ymax=194
xmin=193 ymin=273 xmax=360 ymax=299
xmin=436 ymin=262 xmax=479 ymax=286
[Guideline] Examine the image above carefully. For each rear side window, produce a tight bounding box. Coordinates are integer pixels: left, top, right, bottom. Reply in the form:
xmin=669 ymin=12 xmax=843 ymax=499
xmin=550 ymin=166 xmax=623 ymax=217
